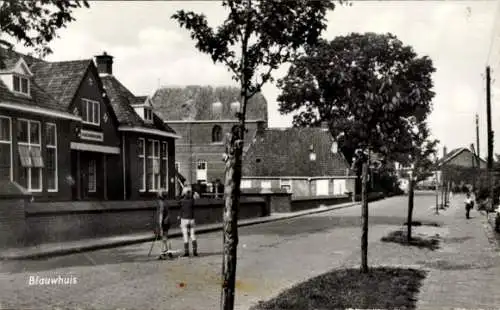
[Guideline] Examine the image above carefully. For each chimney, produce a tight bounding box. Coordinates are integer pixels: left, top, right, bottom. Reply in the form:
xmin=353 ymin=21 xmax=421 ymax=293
xmin=443 ymin=146 xmax=447 ymax=158
xmin=95 ymin=51 xmax=114 ymax=76
xmin=256 ymin=120 xmax=266 ymax=136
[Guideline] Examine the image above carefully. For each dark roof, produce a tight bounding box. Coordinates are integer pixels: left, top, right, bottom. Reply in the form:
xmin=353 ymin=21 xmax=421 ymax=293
xmin=437 ymin=147 xmax=485 ymax=167
xmin=0 ymin=49 xmax=67 ymax=112
xmin=0 ymin=48 xmax=46 ymax=69
xmin=242 ymin=127 xmax=351 ymax=177
xmin=135 ymin=96 xmax=148 ymax=104
xmin=31 ymin=59 xmax=92 ymax=107
xmin=101 ymin=75 xmax=176 ymax=134
xmin=152 ymin=85 xmax=268 ymax=121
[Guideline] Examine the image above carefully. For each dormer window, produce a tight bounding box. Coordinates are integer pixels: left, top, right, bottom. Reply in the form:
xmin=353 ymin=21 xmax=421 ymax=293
xmin=144 ymin=108 xmax=153 ymax=122
xmin=13 ymin=75 xmax=29 ymax=95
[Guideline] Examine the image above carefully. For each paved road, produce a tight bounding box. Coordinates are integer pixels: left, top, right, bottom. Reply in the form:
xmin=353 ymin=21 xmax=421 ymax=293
xmin=0 ymin=195 xmax=456 ymax=309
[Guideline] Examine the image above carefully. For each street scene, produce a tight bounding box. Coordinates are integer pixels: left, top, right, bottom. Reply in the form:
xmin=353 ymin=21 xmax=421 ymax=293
xmin=1 ymin=0 xmax=500 ymax=309
xmin=0 ymin=194 xmax=499 ymax=310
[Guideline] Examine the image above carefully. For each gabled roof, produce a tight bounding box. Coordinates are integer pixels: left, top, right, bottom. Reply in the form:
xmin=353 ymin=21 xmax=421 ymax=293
xmin=101 ymin=75 xmax=176 ymax=134
xmin=31 ymin=59 xmax=92 ymax=107
xmin=437 ymin=147 xmax=486 ymax=167
xmin=0 ymin=48 xmax=46 ymax=69
xmin=0 ymin=49 xmax=68 ymax=113
xmin=242 ymin=127 xmax=351 ymax=177
xmin=152 ymin=85 xmax=268 ymax=121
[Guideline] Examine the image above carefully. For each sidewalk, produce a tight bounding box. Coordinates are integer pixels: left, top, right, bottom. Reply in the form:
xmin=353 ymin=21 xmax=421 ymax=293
xmin=414 ymin=194 xmax=500 ymax=309
xmin=0 ymin=200 xmax=359 ymax=260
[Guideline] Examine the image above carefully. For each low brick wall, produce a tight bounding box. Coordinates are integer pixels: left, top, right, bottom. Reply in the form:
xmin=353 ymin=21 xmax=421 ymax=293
xmin=0 ymin=180 xmax=31 ymax=249
xmin=291 ymin=195 xmax=352 ymax=212
xmin=0 ymin=198 xmax=28 ymax=248
xmin=25 ymin=197 xmax=267 ymax=246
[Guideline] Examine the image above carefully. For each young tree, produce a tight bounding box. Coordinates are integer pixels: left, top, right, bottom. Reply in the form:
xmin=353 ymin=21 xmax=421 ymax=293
xmin=277 ymin=32 xmax=435 ymax=273
xmin=397 ymin=121 xmax=438 ymax=241
xmin=0 ymin=0 xmax=89 ymax=61
xmin=172 ymin=1 xmax=344 ymax=308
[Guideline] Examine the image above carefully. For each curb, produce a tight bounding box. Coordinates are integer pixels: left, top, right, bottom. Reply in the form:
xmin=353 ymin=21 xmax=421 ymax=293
xmin=1 ymin=202 xmax=361 ymax=260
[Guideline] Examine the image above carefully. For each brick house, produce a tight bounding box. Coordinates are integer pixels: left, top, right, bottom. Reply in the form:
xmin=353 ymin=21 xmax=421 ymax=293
xmin=152 ymin=86 xmax=268 ymax=189
xmin=0 ymin=49 xmax=179 ymax=201
xmin=241 ymin=122 xmax=356 ymax=197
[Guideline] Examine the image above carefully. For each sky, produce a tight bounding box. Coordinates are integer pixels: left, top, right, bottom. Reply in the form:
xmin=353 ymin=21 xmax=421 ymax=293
xmin=8 ymin=0 xmax=500 ymax=159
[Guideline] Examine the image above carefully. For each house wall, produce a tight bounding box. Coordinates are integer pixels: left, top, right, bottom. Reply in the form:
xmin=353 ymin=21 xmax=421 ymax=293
xmin=242 ymin=177 xmax=356 ymax=198
xmin=170 ymin=121 xmax=264 ymax=183
xmin=70 ymin=66 xmax=121 ymax=147
xmin=125 ymin=132 xmax=176 ymax=200
xmin=0 ymin=108 xmax=75 ymax=202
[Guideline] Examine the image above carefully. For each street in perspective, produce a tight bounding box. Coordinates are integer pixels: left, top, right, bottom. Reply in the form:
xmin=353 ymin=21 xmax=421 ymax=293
xmin=1 ymin=1 xmax=500 ymax=309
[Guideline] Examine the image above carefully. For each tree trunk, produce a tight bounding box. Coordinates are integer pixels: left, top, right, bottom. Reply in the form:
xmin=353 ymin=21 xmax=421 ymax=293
xmin=220 ymin=138 xmax=243 ymax=310
xmin=361 ymin=161 xmax=369 ymax=273
xmin=407 ymin=178 xmax=414 ymax=242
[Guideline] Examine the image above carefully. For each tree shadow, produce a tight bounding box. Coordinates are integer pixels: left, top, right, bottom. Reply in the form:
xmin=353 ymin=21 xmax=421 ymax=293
xmin=404 ymin=221 xmax=442 ymax=227
xmin=381 ymin=230 xmax=441 ymax=251
xmin=250 ymin=267 xmax=427 ymax=310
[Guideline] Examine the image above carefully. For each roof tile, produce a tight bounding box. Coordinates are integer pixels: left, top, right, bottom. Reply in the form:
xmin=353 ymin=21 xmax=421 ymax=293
xmin=243 ymin=128 xmax=350 ymax=177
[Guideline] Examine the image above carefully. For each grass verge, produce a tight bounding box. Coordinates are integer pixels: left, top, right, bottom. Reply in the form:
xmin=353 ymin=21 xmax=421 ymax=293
xmin=250 ymin=267 xmax=427 ymax=310
xmin=381 ymin=230 xmax=440 ymax=251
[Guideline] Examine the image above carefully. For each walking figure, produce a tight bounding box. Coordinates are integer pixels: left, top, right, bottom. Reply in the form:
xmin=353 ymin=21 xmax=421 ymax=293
xmin=464 ymin=192 xmax=474 ymax=219
xmin=180 ymin=188 xmax=198 ymax=257
xmin=157 ymin=189 xmax=173 ymax=260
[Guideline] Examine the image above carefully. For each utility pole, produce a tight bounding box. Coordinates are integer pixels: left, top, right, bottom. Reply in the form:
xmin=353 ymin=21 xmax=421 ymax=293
xmin=476 ymin=114 xmax=481 ymax=191
xmin=486 ymin=66 xmax=494 ymax=209
xmin=476 ymin=114 xmax=480 ymax=162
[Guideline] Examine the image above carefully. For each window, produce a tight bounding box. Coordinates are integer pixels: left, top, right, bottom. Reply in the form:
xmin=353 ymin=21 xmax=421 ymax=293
xmin=161 ymin=142 xmax=168 ymax=189
xmin=0 ymin=117 xmax=12 ymax=181
xmin=212 ymin=125 xmax=222 ymax=143
xmin=13 ymin=75 xmax=29 ymax=95
xmin=81 ymin=99 xmax=100 ymax=125
xmin=45 ymin=123 xmax=57 ymax=191
xmin=196 ymin=160 xmax=207 ymax=183
xmin=17 ymin=119 xmax=43 ymax=191
xmin=280 ymin=179 xmax=292 ymax=193
xmin=212 ymin=101 xmax=222 ymax=118
xmin=333 ymin=179 xmax=347 ymax=195
xmin=230 ymin=101 xmax=240 ymax=115
xmin=138 ymin=138 xmax=146 ymax=191
xmin=88 ymin=159 xmax=96 ymax=192
xmin=144 ymin=108 xmax=153 ymax=122
xmin=147 ymin=139 xmax=160 ymax=191
xmin=240 ymin=180 xmax=252 ymax=189
xmin=316 ymin=179 xmax=329 ymax=196
xmin=261 ymin=180 xmax=271 ymax=189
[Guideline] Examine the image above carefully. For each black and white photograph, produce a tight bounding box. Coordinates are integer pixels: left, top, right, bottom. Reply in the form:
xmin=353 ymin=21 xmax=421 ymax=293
xmin=1 ymin=0 xmax=500 ymax=309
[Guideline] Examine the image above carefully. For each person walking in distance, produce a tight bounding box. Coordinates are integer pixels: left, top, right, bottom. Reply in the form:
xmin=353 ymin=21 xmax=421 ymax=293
xmin=157 ymin=189 xmax=173 ymax=260
xmin=180 ymin=188 xmax=198 ymax=257
xmin=464 ymin=192 xmax=474 ymax=219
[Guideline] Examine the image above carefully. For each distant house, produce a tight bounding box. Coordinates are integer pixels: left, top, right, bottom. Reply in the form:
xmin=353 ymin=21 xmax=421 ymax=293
xmin=152 ymin=85 xmax=268 ymax=188
xmin=0 ymin=48 xmax=179 ymax=201
xmin=435 ymin=146 xmax=486 ymax=189
xmin=436 ymin=147 xmax=486 ymax=169
xmin=241 ymin=122 xmax=355 ymax=197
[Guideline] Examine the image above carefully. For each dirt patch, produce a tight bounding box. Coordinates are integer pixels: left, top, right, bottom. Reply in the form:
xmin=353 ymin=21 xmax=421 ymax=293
xmin=381 ymin=230 xmax=441 ymax=251
xmin=250 ymin=267 xmax=427 ymax=310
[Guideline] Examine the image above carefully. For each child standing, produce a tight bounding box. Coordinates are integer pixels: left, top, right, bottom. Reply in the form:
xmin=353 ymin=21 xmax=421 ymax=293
xmin=157 ymin=189 xmax=173 ymax=259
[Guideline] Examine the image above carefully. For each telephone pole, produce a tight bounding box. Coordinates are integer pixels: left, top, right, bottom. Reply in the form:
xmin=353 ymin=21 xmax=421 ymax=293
xmin=486 ymin=66 xmax=494 ymax=206
xmin=476 ymin=114 xmax=480 ymax=162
